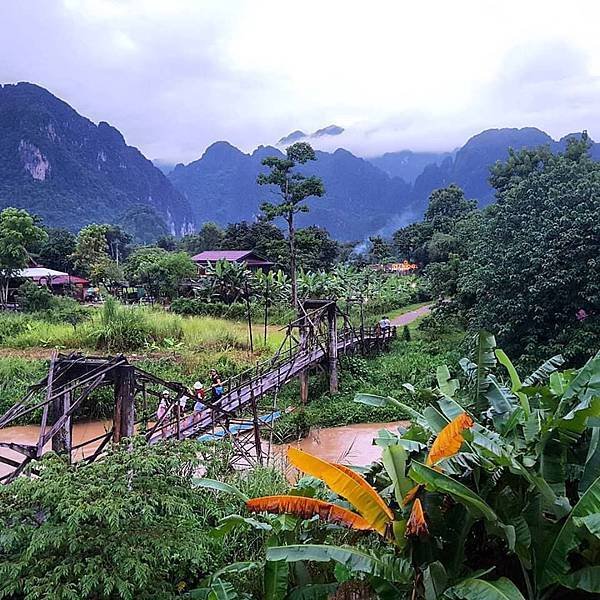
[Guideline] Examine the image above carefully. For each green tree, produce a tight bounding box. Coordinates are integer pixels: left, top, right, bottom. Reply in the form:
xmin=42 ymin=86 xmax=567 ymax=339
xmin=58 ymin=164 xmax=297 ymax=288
xmin=0 ymin=208 xmax=47 ymax=303
xmin=71 ymin=224 xmax=115 ymax=284
xmin=258 ymin=142 xmax=325 ymax=307
xmin=156 ymin=234 xmax=178 ymax=251
xmin=220 ymin=221 xmax=287 ymax=265
xmin=423 ymin=183 xmax=477 ymax=231
xmin=0 ymin=439 xmax=274 ymax=599
xmin=367 ymin=235 xmax=394 ymax=264
xmin=179 ymin=222 xmax=224 ymax=255
xmin=295 ymin=226 xmax=340 ymax=271
xmin=35 ymin=227 xmax=76 ymax=273
xmin=457 ymin=137 xmax=600 ymax=364
xmin=124 ymin=248 xmax=195 ymax=300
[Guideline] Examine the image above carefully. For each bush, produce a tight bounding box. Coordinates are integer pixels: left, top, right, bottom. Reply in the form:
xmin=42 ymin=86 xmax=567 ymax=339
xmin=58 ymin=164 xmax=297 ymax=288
xmin=15 ymin=281 xmax=55 ymax=312
xmin=0 ymin=357 xmax=47 ymax=419
xmin=84 ymin=299 xmax=184 ymax=352
xmin=0 ymin=439 xmax=286 ymax=599
xmin=171 ymin=298 xmax=295 ymax=325
xmin=34 ymin=296 xmax=91 ymax=327
xmin=0 ymin=312 xmax=33 ymax=344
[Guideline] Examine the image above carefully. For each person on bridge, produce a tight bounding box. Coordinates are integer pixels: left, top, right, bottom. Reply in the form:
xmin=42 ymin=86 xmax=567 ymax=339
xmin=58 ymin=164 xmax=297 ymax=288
xmin=193 ymin=381 xmax=206 ymax=416
xmin=210 ymin=369 xmax=224 ymax=402
xmin=379 ymin=316 xmax=391 ymax=335
xmin=157 ymin=391 xmax=170 ymax=438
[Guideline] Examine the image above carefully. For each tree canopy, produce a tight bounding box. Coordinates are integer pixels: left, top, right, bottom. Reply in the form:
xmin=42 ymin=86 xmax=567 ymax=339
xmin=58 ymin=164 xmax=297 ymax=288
xmin=456 ymin=137 xmax=600 ymax=364
xmin=258 ymin=142 xmax=325 ymax=306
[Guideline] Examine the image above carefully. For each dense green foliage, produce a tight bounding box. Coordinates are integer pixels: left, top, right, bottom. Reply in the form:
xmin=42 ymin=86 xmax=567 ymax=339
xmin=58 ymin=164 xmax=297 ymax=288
xmin=205 ymin=335 xmax=600 ymax=599
xmin=395 ymin=139 xmax=599 ymax=366
xmin=0 ymin=440 xmax=286 ymax=599
xmin=456 ymin=138 xmax=600 ymax=365
xmin=0 ymin=207 xmax=47 ymax=303
xmin=124 ymin=247 xmax=196 ymax=300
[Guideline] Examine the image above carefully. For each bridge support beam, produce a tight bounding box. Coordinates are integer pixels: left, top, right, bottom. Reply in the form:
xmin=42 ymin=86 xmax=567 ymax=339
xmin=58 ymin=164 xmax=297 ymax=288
xmin=328 ymin=304 xmax=339 ymax=394
xmin=113 ymin=366 xmax=135 ymax=444
xmin=50 ymin=390 xmax=72 ymax=460
xmin=299 ymin=322 xmax=309 ymax=404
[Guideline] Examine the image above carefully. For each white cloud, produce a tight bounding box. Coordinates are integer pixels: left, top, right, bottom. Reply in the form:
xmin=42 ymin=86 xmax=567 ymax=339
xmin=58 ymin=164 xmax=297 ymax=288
xmin=2 ymin=0 xmax=600 ymax=161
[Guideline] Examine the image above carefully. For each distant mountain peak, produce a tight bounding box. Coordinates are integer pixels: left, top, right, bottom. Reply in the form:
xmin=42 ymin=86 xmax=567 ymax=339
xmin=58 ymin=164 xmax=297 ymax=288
xmin=277 ymin=130 xmax=307 ymax=145
xmin=0 ymin=83 xmax=194 ymax=236
xmin=277 ymin=124 xmax=345 ymax=146
xmin=313 ymin=124 xmax=344 ymax=137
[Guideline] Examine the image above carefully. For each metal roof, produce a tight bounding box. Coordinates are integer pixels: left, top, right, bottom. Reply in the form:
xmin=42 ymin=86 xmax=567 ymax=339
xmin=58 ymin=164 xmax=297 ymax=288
xmin=17 ymin=267 xmax=69 ymax=278
xmin=191 ymin=250 xmax=273 ymax=264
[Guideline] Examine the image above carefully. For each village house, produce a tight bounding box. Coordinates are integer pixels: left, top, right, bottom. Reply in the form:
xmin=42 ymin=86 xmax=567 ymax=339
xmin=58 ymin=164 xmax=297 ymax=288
xmin=191 ymin=250 xmax=274 ymax=275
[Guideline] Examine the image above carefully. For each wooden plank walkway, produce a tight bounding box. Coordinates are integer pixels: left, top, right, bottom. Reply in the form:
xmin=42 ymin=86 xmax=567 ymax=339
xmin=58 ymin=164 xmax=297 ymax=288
xmin=150 ymin=327 xmax=395 ymax=443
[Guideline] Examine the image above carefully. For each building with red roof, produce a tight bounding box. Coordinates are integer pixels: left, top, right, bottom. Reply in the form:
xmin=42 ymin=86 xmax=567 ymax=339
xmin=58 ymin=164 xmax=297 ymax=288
xmin=191 ymin=250 xmax=274 ymax=275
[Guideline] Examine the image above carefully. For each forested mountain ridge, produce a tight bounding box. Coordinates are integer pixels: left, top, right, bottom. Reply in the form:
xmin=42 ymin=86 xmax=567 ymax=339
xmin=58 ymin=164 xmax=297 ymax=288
xmin=2 ymin=82 xmax=598 ymax=242
xmin=169 ymin=143 xmax=412 ymax=240
xmin=402 ymin=127 xmax=600 ymax=210
xmin=0 ymin=82 xmax=194 ymax=235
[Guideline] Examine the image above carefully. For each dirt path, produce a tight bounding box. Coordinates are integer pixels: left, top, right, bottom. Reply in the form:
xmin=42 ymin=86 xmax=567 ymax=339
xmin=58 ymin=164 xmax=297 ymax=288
xmin=391 ymin=304 xmax=431 ymax=326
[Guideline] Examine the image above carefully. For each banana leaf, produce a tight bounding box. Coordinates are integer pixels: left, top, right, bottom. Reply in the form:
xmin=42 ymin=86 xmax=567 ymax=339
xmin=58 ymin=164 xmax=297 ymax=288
xmin=354 ymin=392 xmax=429 ymax=428
xmin=408 ymin=462 xmax=498 ymax=522
xmin=444 ymin=576 xmax=526 ymax=599
xmin=381 ymin=444 xmax=411 ymax=504
xmin=523 ymin=354 xmax=565 ymax=387
xmin=561 ymin=567 xmax=600 ymax=594
xmin=538 ymin=473 xmax=600 ymax=589
xmin=496 ymin=348 xmax=530 ymax=417
xmin=437 ymin=365 xmax=459 ymax=398
xmin=266 ymin=545 xmax=412 ymax=583
xmin=193 ymin=478 xmax=249 ymax=503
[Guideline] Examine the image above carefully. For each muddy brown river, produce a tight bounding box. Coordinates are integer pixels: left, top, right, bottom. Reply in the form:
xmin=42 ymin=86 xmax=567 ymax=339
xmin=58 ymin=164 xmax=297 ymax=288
xmin=0 ymin=419 xmax=408 ymax=480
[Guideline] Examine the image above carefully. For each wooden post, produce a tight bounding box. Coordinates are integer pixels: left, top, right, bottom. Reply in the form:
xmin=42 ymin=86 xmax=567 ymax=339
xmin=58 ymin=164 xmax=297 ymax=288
xmin=50 ymin=390 xmax=72 ymax=460
xmin=328 ymin=303 xmax=339 ymax=394
xmin=244 ymin=281 xmax=254 ymax=354
xmin=250 ymin=393 xmax=263 ymax=466
xmin=113 ymin=366 xmax=135 ymax=444
xmin=299 ymin=318 xmax=309 ymax=404
xmin=263 ymin=276 xmax=269 ymax=346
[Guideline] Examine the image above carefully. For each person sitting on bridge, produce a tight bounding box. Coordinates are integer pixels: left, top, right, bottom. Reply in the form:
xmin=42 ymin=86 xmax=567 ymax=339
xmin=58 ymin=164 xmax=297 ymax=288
xmin=210 ymin=369 xmax=224 ymax=401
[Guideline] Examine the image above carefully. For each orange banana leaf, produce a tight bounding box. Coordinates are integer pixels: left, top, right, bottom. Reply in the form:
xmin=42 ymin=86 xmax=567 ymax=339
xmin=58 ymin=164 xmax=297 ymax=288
xmin=333 ymin=462 xmax=394 ymax=519
xmin=426 ymin=412 xmax=474 ymax=466
xmin=406 ymin=498 xmax=428 ymax=536
xmin=247 ymin=495 xmax=373 ymax=530
xmin=401 ymin=484 xmax=421 ymax=507
xmin=287 ymin=447 xmax=393 ymax=535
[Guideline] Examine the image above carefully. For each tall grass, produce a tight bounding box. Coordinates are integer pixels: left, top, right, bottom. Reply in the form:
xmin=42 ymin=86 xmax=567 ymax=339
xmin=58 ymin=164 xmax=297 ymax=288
xmin=0 ymin=357 xmax=48 ymax=418
xmin=0 ymin=302 xmax=285 ymax=357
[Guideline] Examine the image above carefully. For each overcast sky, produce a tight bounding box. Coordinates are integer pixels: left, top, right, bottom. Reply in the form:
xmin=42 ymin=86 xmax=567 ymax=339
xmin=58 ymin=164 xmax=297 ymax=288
xmin=2 ymin=0 xmax=600 ymax=163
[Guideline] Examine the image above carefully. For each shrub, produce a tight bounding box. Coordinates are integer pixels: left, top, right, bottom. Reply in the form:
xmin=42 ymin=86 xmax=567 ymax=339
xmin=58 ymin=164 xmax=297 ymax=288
xmin=0 ymin=312 xmax=33 ymax=344
xmin=0 ymin=439 xmax=286 ymax=599
xmin=85 ymin=298 xmax=151 ymax=351
xmin=15 ymin=281 xmax=55 ymax=312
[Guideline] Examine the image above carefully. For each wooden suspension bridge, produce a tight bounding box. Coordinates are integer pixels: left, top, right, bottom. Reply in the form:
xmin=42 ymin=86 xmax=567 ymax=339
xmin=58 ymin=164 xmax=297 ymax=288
xmin=0 ymin=300 xmax=396 ymax=483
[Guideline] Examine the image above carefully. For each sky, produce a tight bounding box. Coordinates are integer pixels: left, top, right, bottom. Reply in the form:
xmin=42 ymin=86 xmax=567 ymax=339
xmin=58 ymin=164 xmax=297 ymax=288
xmin=2 ymin=0 xmax=600 ymax=163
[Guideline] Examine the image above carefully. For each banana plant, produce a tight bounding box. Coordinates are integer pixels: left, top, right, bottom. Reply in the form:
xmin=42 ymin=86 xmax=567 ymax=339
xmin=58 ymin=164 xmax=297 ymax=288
xmin=352 ymin=343 xmax=600 ymax=599
xmin=196 ymin=340 xmax=600 ymax=599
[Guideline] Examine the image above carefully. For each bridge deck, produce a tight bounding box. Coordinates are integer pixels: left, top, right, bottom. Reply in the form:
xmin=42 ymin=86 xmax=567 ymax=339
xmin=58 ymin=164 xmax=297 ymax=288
xmin=149 ymin=328 xmax=394 ymax=442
